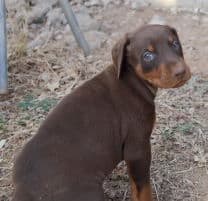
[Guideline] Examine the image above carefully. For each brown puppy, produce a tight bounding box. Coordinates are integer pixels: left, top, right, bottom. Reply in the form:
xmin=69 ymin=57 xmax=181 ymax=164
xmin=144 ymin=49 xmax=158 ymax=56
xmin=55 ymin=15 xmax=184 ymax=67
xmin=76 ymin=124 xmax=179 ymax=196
xmin=12 ymin=25 xmax=191 ymax=201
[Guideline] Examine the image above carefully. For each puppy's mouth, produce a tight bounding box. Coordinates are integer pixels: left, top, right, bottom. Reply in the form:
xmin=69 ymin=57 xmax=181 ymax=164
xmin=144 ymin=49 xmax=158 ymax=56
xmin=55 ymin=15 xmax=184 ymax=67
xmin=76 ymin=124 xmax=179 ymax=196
xmin=173 ymin=80 xmax=187 ymax=88
xmin=173 ymin=74 xmax=191 ymax=88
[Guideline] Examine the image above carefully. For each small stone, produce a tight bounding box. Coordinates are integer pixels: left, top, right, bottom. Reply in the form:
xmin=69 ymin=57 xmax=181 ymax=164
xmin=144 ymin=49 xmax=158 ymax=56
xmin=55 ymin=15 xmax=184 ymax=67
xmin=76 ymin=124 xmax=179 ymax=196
xmin=53 ymin=30 xmax=64 ymax=40
xmin=170 ymin=7 xmax=178 ymax=14
xmin=47 ymin=81 xmax=60 ymax=92
xmin=27 ymin=1 xmax=58 ymax=25
xmin=24 ymin=0 xmax=38 ymax=6
xmin=75 ymin=7 xmax=101 ymax=32
xmin=63 ymin=25 xmax=72 ymax=34
xmin=131 ymin=0 xmax=147 ymax=10
xmin=31 ymin=0 xmax=58 ymax=7
xmin=28 ymin=31 xmax=51 ymax=50
xmin=85 ymin=31 xmax=108 ymax=50
xmin=39 ymin=72 xmax=50 ymax=83
xmin=85 ymin=0 xmax=102 ymax=7
xmin=28 ymin=7 xmax=50 ymax=25
xmin=6 ymin=22 xmax=12 ymax=34
xmin=149 ymin=15 xmax=167 ymax=25
xmin=124 ymin=0 xmax=148 ymax=10
xmin=0 ymin=139 xmax=6 ymax=149
xmin=52 ymin=65 xmax=62 ymax=70
xmin=46 ymin=8 xmax=67 ymax=28
xmin=194 ymin=8 xmax=200 ymax=14
xmin=124 ymin=0 xmax=131 ymax=6
xmin=101 ymin=0 xmax=113 ymax=7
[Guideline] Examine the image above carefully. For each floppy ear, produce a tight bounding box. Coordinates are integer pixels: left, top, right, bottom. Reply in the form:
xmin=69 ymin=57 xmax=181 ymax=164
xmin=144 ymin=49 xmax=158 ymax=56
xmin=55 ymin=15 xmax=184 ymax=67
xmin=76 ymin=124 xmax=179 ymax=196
xmin=112 ymin=34 xmax=130 ymax=79
xmin=169 ymin=26 xmax=178 ymax=36
xmin=169 ymin=26 xmax=184 ymax=57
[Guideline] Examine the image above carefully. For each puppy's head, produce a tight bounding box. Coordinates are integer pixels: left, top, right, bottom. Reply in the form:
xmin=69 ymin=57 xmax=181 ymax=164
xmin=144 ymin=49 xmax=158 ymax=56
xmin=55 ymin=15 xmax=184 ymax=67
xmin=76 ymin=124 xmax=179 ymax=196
xmin=112 ymin=25 xmax=191 ymax=88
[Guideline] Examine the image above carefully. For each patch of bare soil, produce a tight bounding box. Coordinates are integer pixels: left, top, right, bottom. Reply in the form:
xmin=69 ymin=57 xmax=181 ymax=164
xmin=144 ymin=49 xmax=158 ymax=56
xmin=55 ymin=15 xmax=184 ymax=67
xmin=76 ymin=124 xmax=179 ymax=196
xmin=0 ymin=3 xmax=208 ymax=201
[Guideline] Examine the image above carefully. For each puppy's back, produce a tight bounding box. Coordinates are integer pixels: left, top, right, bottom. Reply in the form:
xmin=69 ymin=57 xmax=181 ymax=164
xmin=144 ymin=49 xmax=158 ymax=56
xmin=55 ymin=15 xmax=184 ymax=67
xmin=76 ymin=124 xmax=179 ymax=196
xmin=12 ymin=68 xmax=122 ymax=201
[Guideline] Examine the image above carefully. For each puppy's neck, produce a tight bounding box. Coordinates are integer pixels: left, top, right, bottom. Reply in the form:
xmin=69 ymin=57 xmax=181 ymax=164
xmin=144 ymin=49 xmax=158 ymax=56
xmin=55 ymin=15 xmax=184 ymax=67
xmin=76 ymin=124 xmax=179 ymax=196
xmin=142 ymin=79 xmax=158 ymax=97
xmin=123 ymin=67 xmax=157 ymax=104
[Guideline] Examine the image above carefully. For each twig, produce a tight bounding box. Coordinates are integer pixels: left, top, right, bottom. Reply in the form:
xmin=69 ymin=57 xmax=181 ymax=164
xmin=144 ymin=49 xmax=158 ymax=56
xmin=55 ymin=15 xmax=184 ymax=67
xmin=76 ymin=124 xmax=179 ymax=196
xmin=152 ymin=179 xmax=160 ymax=201
xmin=174 ymin=167 xmax=193 ymax=174
xmin=122 ymin=189 xmax=128 ymax=201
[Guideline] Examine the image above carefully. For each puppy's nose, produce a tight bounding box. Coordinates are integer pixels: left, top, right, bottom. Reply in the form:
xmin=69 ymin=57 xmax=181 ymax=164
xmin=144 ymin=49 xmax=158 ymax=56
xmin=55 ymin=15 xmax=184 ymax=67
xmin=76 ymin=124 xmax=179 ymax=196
xmin=174 ymin=68 xmax=186 ymax=78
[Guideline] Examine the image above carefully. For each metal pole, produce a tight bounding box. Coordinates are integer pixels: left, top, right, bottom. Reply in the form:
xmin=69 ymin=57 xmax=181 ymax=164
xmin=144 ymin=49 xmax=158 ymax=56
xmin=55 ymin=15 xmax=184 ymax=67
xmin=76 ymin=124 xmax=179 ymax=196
xmin=59 ymin=0 xmax=91 ymax=57
xmin=0 ymin=0 xmax=8 ymax=94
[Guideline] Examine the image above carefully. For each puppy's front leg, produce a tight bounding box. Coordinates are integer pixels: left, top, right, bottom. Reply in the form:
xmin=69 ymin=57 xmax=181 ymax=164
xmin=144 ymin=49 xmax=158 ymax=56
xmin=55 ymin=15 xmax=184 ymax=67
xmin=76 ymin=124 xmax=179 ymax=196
xmin=125 ymin=142 xmax=152 ymax=201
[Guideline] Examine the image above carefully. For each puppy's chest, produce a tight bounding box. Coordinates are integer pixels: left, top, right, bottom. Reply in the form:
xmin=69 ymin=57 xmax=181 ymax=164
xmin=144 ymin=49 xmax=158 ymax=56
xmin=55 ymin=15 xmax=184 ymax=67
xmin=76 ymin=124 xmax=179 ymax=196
xmin=123 ymin=100 xmax=155 ymax=124
xmin=133 ymin=109 xmax=155 ymax=129
xmin=120 ymin=102 xmax=155 ymax=138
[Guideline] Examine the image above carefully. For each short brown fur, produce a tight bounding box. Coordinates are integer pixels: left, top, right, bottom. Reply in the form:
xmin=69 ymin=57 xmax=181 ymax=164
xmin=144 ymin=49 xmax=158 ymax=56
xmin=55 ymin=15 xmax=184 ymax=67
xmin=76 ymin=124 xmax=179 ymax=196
xmin=12 ymin=25 xmax=191 ymax=201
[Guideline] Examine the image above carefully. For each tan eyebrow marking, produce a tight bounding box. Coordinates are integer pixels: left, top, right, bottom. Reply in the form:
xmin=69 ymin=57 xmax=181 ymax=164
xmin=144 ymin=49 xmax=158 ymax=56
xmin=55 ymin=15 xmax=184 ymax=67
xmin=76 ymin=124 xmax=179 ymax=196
xmin=168 ymin=35 xmax=174 ymax=43
xmin=147 ymin=44 xmax=154 ymax=52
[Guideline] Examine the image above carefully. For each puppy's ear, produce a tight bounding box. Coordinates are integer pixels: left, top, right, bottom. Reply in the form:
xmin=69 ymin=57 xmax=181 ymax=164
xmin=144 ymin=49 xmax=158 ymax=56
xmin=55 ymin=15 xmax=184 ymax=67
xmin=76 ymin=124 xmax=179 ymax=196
xmin=112 ymin=34 xmax=130 ymax=79
xmin=170 ymin=27 xmax=179 ymax=37
xmin=169 ymin=26 xmax=181 ymax=42
xmin=169 ymin=27 xmax=184 ymax=57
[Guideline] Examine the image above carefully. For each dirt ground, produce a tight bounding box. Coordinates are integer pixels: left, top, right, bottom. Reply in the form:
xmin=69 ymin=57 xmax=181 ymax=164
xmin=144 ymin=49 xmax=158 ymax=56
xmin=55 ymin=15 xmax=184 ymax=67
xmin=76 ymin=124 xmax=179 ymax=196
xmin=0 ymin=2 xmax=208 ymax=201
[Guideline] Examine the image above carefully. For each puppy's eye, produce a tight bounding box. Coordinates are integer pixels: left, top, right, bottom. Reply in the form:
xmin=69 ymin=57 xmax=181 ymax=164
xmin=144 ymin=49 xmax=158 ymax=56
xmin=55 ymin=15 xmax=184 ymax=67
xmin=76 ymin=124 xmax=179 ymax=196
xmin=143 ymin=51 xmax=156 ymax=63
xmin=172 ymin=40 xmax=180 ymax=51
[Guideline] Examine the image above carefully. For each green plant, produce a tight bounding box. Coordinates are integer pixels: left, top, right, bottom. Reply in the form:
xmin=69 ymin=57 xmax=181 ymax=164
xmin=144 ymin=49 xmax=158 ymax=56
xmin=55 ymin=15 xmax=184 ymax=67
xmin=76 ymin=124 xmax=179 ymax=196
xmin=176 ymin=123 xmax=194 ymax=134
xmin=161 ymin=127 xmax=175 ymax=140
xmin=18 ymin=95 xmax=58 ymax=113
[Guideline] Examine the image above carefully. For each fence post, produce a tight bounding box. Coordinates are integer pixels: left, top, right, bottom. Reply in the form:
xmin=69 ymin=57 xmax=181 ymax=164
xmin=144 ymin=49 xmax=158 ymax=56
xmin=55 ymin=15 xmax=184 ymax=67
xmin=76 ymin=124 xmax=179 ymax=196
xmin=59 ymin=0 xmax=91 ymax=57
xmin=0 ymin=0 xmax=8 ymax=94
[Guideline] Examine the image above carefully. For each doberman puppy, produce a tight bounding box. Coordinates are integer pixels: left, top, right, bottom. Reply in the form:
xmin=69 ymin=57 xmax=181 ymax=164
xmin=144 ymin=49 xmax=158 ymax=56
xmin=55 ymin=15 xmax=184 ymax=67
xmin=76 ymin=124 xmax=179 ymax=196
xmin=12 ymin=25 xmax=191 ymax=201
